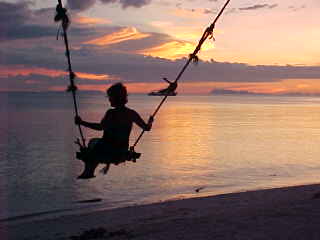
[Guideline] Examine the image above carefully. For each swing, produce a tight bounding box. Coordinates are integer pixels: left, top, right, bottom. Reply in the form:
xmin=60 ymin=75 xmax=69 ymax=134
xmin=54 ymin=0 xmax=231 ymax=178
xmin=75 ymin=138 xmax=141 ymax=165
xmin=75 ymin=138 xmax=141 ymax=179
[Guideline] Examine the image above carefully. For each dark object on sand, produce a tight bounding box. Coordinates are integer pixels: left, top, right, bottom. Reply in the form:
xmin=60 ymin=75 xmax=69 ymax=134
xmin=70 ymin=227 xmax=106 ymax=240
xmin=195 ymin=187 xmax=205 ymax=193
xmin=76 ymin=198 xmax=102 ymax=204
xmin=69 ymin=227 xmax=132 ymax=240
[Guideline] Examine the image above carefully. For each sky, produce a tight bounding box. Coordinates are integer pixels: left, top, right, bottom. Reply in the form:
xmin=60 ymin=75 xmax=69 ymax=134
xmin=1 ymin=0 xmax=320 ymax=94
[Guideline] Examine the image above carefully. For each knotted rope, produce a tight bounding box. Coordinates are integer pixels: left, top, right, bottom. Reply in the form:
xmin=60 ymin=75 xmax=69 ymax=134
xmin=55 ymin=0 xmax=86 ymax=148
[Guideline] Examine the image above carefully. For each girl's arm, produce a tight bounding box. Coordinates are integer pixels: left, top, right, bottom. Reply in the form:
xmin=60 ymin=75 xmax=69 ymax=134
xmin=132 ymin=111 xmax=153 ymax=131
xmin=75 ymin=116 xmax=103 ymax=131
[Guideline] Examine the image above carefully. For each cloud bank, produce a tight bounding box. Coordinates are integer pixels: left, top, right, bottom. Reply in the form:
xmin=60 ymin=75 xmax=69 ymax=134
xmin=67 ymin=0 xmax=152 ymax=11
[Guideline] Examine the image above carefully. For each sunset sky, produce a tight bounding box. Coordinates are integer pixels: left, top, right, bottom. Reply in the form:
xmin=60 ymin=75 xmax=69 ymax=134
xmin=1 ymin=0 xmax=320 ymax=94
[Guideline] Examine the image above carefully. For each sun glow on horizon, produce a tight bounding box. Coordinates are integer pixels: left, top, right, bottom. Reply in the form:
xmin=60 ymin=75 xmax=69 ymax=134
xmin=176 ymin=79 xmax=320 ymax=95
xmin=49 ymin=79 xmax=320 ymax=95
xmin=2 ymin=66 xmax=320 ymax=94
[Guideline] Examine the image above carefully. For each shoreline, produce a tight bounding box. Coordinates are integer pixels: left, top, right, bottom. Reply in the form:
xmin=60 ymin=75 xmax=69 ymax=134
xmin=3 ymin=183 xmax=320 ymax=240
xmin=0 ymin=182 xmax=314 ymax=223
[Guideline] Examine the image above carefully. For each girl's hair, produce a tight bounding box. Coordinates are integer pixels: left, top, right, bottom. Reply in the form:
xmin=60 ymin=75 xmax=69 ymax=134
xmin=107 ymin=82 xmax=128 ymax=106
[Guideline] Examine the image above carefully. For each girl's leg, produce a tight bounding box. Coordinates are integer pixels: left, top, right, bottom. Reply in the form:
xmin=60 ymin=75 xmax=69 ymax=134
xmin=77 ymin=138 xmax=102 ymax=179
xmin=101 ymin=163 xmax=110 ymax=174
xmin=78 ymin=159 xmax=99 ymax=179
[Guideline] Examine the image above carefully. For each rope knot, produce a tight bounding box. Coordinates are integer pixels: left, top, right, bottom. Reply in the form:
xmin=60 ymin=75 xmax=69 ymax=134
xmin=70 ymin=71 xmax=76 ymax=80
xmin=54 ymin=4 xmax=70 ymax=31
xmin=206 ymin=26 xmax=215 ymax=42
xmin=162 ymin=78 xmax=178 ymax=93
xmin=67 ymin=84 xmax=77 ymax=92
xmin=189 ymin=53 xmax=199 ymax=64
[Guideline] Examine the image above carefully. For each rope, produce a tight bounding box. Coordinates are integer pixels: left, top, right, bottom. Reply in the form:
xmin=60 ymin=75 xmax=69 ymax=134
xmin=131 ymin=0 xmax=231 ymax=150
xmin=55 ymin=0 xmax=86 ymax=148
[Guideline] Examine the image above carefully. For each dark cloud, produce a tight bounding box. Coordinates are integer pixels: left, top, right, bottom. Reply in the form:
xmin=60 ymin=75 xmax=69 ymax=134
xmin=0 ymin=0 xmax=154 ymax=41
xmin=0 ymin=1 xmax=106 ymax=41
xmin=4 ymin=25 xmax=57 ymax=40
xmin=66 ymin=0 xmax=152 ymax=11
xmin=0 ymin=1 xmax=32 ymax=26
xmin=0 ymin=2 xmax=57 ymax=41
xmin=101 ymin=0 xmax=152 ymax=9
xmin=3 ymin=74 xmax=64 ymax=91
xmin=0 ymin=47 xmax=64 ymax=69
xmin=67 ymin=0 xmax=96 ymax=11
xmin=239 ymin=4 xmax=278 ymax=11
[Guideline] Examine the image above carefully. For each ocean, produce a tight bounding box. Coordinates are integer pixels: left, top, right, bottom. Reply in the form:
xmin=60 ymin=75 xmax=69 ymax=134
xmin=1 ymin=92 xmax=320 ymax=221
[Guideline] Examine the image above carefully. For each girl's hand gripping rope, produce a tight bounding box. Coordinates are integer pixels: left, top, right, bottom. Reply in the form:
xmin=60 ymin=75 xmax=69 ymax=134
xmin=75 ymin=116 xmax=83 ymax=125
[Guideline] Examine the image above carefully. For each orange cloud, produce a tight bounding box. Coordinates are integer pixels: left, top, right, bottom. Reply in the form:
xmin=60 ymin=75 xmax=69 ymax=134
xmin=137 ymin=40 xmax=214 ymax=60
xmin=0 ymin=66 xmax=114 ymax=81
xmin=137 ymin=41 xmax=195 ymax=59
xmin=73 ymin=16 xmax=111 ymax=25
xmin=76 ymin=72 xmax=116 ymax=81
xmin=148 ymin=22 xmax=217 ymax=60
xmin=84 ymin=27 xmax=150 ymax=46
xmin=0 ymin=67 xmax=64 ymax=78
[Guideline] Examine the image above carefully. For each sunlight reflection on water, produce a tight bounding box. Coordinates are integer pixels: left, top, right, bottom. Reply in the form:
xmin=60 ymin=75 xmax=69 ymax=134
xmin=1 ymin=93 xmax=320 ymax=220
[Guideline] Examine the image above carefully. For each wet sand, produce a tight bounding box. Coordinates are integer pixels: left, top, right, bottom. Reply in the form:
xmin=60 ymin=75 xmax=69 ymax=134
xmin=3 ymin=184 xmax=320 ymax=240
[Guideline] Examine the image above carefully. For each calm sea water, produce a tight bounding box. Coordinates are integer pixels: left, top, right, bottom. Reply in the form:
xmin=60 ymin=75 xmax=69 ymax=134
xmin=1 ymin=92 xmax=320 ymax=220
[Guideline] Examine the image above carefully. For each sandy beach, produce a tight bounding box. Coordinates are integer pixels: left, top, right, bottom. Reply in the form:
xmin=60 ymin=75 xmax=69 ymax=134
xmin=2 ymin=184 xmax=320 ymax=240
